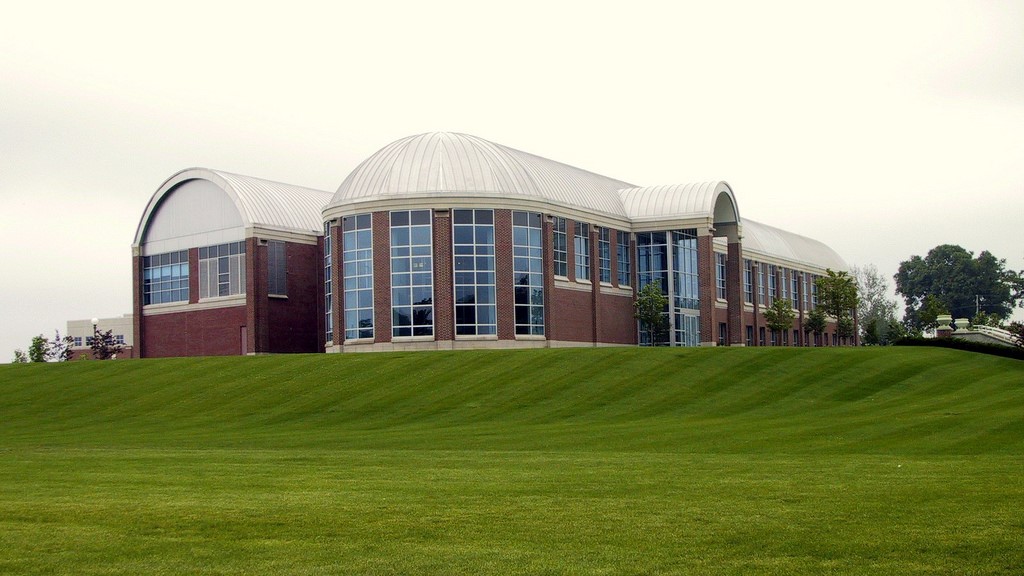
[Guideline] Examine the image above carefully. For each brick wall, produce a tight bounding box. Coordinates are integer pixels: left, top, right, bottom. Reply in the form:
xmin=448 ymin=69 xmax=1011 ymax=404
xmin=143 ymin=305 xmax=247 ymax=357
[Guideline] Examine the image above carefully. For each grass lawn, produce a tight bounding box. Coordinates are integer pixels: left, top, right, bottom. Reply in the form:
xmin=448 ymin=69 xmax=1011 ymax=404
xmin=1 ymin=347 xmax=1022 ymax=574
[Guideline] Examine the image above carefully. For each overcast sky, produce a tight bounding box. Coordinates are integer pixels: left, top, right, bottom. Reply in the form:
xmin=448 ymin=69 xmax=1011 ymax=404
xmin=1 ymin=1 xmax=1022 ymax=359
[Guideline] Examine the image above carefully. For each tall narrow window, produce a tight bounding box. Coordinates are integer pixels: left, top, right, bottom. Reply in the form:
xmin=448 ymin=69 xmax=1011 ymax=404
xmin=199 ymin=241 xmax=246 ymax=299
xmin=802 ymin=272 xmax=809 ymax=311
xmin=743 ymin=259 xmax=753 ymax=304
xmin=617 ymin=231 xmax=631 ymax=287
xmin=768 ymin=264 xmax=777 ymax=303
xmin=453 ymin=209 xmax=496 ymax=336
xmin=780 ymin=267 xmax=788 ymax=304
xmin=268 ymin=240 xmax=287 ymax=296
xmin=811 ymin=275 xmax=819 ymax=309
xmin=757 ymin=263 xmax=766 ymax=306
xmin=636 ymin=232 xmax=668 ymax=346
xmin=598 ymin=227 xmax=611 ymax=283
xmin=391 ymin=210 xmax=433 ymax=337
xmin=513 ymin=211 xmax=544 ymax=335
xmin=574 ymin=222 xmax=590 ymax=281
xmin=343 ymin=214 xmax=373 ymax=340
xmin=715 ymin=252 xmax=727 ymax=299
xmin=553 ymin=217 xmax=568 ymax=277
xmin=324 ymin=221 xmax=332 ymax=342
xmin=673 ymin=229 xmax=700 ymax=347
xmin=143 ymin=249 xmax=189 ymax=305
xmin=791 ymin=270 xmax=800 ymax=309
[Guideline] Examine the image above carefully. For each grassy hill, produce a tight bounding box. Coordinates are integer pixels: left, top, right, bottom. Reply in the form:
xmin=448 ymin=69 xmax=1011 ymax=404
xmin=1 ymin=347 xmax=1022 ymax=574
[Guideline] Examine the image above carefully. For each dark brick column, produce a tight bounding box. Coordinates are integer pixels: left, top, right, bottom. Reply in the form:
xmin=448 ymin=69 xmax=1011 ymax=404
xmin=565 ymin=218 xmax=576 ymax=282
xmin=247 ymin=237 xmax=269 ymax=354
xmin=132 ymin=249 xmax=144 ymax=357
xmin=591 ymin=225 xmax=601 ymax=343
xmin=495 ymin=209 xmax=516 ymax=341
xmin=188 ymin=247 xmax=200 ymax=305
xmin=433 ymin=209 xmax=454 ymax=342
xmin=697 ymin=234 xmax=715 ymax=345
xmin=726 ymin=241 xmax=744 ymax=345
xmin=372 ymin=211 xmax=392 ymax=343
xmin=543 ymin=215 xmax=555 ymax=339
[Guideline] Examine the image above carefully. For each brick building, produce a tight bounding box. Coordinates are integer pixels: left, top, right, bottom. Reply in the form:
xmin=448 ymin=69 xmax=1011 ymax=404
xmin=133 ymin=133 xmax=851 ymax=357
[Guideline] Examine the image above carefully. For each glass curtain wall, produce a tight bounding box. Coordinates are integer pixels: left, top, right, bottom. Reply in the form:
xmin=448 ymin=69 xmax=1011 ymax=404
xmin=512 ymin=211 xmax=544 ymax=335
xmin=636 ymin=232 xmax=669 ymax=346
xmin=672 ymin=230 xmax=700 ymax=347
xmin=342 ymin=214 xmax=373 ymax=340
xmin=453 ymin=209 xmax=496 ymax=336
xmin=390 ymin=210 xmax=433 ymax=337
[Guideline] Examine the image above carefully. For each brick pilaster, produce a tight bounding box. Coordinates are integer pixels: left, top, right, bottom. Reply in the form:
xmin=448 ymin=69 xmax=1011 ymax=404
xmin=372 ymin=211 xmax=392 ymax=343
xmin=726 ymin=241 xmax=744 ymax=345
xmin=433 ymin=209 xmax=454 ymax=342
xmin=495 ymin=209 xmax=516 ymax=341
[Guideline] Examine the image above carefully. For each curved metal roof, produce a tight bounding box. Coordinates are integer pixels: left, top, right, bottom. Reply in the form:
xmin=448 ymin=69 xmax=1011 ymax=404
xmin=134 ymin=168 xmax=333 ymax=245
xmin=742 ymin=219 xmax=848 ymax=272
xmin=328 ymin=132 xmax=635 ymax=218
xmin=618 ymin=182 xmax=740 ymax=223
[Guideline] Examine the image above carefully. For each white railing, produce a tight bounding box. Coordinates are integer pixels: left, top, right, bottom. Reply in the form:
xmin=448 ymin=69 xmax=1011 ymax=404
xmin=971 ymin=325 xmax=1016 ymax=345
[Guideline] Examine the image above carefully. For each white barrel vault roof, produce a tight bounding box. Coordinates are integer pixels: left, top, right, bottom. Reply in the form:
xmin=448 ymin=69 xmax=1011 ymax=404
xmin=328 ymin=132 xmax=636 ymax=219
xmin=618 ymin=182 xmax=739 ymax=223
xmin=741 ymin=219 xmax=848 ymax=271
xmin=134 ymin=168 xmax=334 ymax=245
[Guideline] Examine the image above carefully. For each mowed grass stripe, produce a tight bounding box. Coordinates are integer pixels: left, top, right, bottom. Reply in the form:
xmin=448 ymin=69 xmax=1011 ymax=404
xmin=1 ymin=346 xmax=1021 ymax=454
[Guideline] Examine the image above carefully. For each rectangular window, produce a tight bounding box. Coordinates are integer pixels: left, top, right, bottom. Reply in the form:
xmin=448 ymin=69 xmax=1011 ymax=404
xmin=198 ymin=241 xmax=246 ymax=299
xmin=791 ymin=270 xmax=800 ymax=309
xmin=757 ymin=263 xmax=765 ymax=306
xmin=636 ymin=232 xmax=669 ymax=346
xmin=715 ymin=252 xmax=727 ymax=300
xmin=768 ymin=264 xmax=777 ymax=303
xmin=114 ymin=334 xmax=125 ymax=345
xmin=718 ymin=322 xmax=727 ymax=346
xmin=324 ymin=221 xmax=333 ymax=342
xmin=268 ymin=240 xmax=287 ymax=296
xmin=553 ymin=217 xmax=567 ymax=277
xmin=743 ymin=259 xmax=753 ymax=304
xmin=617 ymin=231 xmax=631 ymax=287
xmin=453 ymin=209 xmax=496 ymax=336
xmin=574 ymin=222 xmax=590 ymax=281
xmin=343 ymin=214 xmax=374 ymax=340
xmin=759 ymin=326 xmax=766 ymax=347
xmin=811 ymin=275 xmax=819 ymax=309
xmin=780 ymin=267 xmax=788 ymax=304
xmin=513 ymin=211 xmax=545 ymax=336
xmin=73 ymin=336 xmax=82 ymax=347
xmin=746 ymin=325 xmax=753 ymax=347
xmin=598 ymin=227 xmax=611 ymax=283
xmin=391 ymin=210 xmax=433 ymax=338
xmin=793 ymin=329 xmax=801 ymax=347
xmin=143 ymin=249 xmax=189 ymax=305
xmin=673 ymin=229 xmax=700 ymax=346
xmin=802 ymin=272 xmax=809 ymax=311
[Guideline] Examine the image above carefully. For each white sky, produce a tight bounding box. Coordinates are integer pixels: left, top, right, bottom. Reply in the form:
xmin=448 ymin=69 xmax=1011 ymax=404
xmin=1 ymin=0 xmax=1022 ymax=359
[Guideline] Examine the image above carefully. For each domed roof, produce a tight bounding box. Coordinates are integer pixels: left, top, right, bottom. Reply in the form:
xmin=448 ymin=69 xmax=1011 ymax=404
xmin=327 ymin=132 xmax=635 ymax=219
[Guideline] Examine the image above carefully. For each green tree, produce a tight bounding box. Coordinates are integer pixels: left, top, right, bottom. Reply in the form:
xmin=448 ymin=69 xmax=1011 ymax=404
xmin=803 ymin=306 xmax=827 ymax=345
xmin=816 ymin=269 xmax=858 ymax=344
xmin=90 ymin=329 xmax=123 ymax=360
xmin=46 ymin=330 xmax=75 ymax=362
xmin=762 ymin=298 xmax=796 ymax=345
xmin=12 ymin=349 xmax=28 ymax=363
xmin=634 ymin=283 xmax=668 ymax=346
xmin=853 ymin=264 xmax=898 ymax=345
xmin=28 ymin=335 xmax=48 ymax=363
xmin=1009 ymin=321 xmax=1024 ymax=349
xmin=971 ymin=311 xmax=1004 ymax=328
xmin=894 ymin=244 xmax=1023 ymax=330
